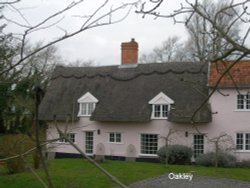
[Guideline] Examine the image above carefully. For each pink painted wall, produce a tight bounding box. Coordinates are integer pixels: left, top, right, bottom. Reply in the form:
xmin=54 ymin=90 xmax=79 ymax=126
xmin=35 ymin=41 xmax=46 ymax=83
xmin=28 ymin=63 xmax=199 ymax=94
xmin=46 ymin=89 xmax=250 ymax=161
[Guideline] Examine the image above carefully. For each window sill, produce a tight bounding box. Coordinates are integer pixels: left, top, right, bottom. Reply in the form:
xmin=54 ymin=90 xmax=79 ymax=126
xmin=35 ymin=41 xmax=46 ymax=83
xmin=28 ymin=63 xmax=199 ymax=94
xmin=151 ymin=117 xmax=168 ymax=120
xmin=234 ymin=150 xmax=250 ymax=153
xmin=139 ymin=154 xmax=158 ymax=157
xmin=234 ymin=109 xmax=250 ymax=112
xmin=86 ymin=153 xmax=94 ymax=156
xmin=108 ymin=142 xmax=124 ymax=145
xmin=78 ymin=114 xmax=91 ymax=117
xmin=57 ymin=142 xmax=76 ymax=145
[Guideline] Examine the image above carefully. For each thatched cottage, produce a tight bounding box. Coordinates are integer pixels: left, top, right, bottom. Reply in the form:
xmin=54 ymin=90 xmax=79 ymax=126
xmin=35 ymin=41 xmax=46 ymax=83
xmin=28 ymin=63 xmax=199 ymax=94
xmin=39 ymin=39 xmax=250 ymax=161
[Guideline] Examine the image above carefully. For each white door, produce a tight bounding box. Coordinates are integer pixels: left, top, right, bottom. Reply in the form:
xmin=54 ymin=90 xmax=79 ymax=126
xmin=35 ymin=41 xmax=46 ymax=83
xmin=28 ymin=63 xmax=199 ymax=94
xmin=85 ymin=131 xmax=94 ymax=154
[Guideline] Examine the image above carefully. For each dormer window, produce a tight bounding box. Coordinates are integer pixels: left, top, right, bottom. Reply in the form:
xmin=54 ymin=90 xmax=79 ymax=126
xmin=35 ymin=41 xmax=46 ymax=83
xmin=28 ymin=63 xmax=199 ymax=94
xmin=77 ymin=92 xmax=98 ymax=117
xmin=149 ymin=92 xmax=174 ymax=119
xmin=154 ymin=104 xmax=169 ymax=118
xmin=79 ymin=103 xmax=96 ymax=116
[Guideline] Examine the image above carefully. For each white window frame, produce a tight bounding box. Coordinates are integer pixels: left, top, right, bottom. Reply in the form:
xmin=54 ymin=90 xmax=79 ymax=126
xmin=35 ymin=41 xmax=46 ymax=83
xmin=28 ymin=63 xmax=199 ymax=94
xmin=149 ymin=92 xmax=174 ymax=120
xmin=109 ymin=132 xmax=122 ymax=143
xmin=77 ymin=92 xmax=98 ymax=117
xmin=140 ymin=134 xmax=158 ymax=156
xmin=85 ymin=131 xmax=94 ymax=155
xmin=236 ymin=93 xmax=250 ymax=111
xmin=236 ymin=132 xmax=250 ymax=151
xmin=193 ymin=134 xmax=204 ymax=158
xmin=152 ymin=104 xmax=170 ymax=119
xmin=79 ymin=103 xmax=96 ymax=116
xmin=59 ymin=133 xmax=75 ymax=143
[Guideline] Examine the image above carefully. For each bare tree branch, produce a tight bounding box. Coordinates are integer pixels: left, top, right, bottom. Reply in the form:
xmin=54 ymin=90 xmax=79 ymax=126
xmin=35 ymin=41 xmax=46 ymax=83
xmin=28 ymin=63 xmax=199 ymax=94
xmin=0 ymin=0 xmax=20 ymax=5
xmin=191 ymin=54 xmax=246 ymax=124
xmin=34 ymin=87 xmax=54 ymax=188
xmin=0 ymin=1 xmax=138 ymax=75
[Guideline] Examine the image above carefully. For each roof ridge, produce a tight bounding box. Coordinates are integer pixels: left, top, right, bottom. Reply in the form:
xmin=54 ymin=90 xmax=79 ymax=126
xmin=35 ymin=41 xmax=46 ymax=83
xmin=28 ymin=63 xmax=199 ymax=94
xmin=52 ymin=62 xmax=207 ymax=82
xmin=51 ymin=69 xmax=206 ymax=82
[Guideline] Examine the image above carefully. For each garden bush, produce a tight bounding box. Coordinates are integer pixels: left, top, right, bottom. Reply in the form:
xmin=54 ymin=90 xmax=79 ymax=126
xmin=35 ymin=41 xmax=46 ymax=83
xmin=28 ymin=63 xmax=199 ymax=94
xmin=237 ymin=160 xmax=250 ymax=168
xmin=196 ymin=152 xmax=236 ymax=168
xmin=0 ymin=134 xmax=35 ymax=174
xmin=157 ymin=145 xmax=193 ymax=164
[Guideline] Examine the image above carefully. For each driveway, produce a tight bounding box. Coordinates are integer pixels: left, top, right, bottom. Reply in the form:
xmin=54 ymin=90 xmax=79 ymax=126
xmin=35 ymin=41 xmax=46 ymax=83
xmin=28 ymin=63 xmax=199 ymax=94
xmin=129 ymin=173 xmax=250 ymax=188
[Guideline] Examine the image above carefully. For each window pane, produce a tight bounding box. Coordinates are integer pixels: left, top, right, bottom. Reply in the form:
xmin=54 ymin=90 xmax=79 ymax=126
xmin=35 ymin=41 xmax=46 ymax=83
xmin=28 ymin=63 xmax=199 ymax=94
xmin=68 ymin=133 xmax=75 ymax=143
xmin=79 ymin=103 xmax=96 ymax=116
xmin=85 ymin=132 xmax=93 ymax=154
xmin=154 ymin=105 xmax=161 ymax=117
xmin=59 ymin=133 xmax=75 ymax=143
xmin=236 ymin=133 xmax=244 ymax=150
xmin=109 ymin=133 xmax=121 ymax=143
xmin=237 ymin=95 xmax=244 ymax=109
xmin=141 ymin=134 xmax=158 ymax=154
xmin=246 ymin=133 xmax=250 ymax=150
xmin=246 ymin=95 xmax=250 ymax=109
xmin=162 ymin=105 xmax=168 ymax=117
xmin=115 ymin=133 xmax=121 ymax=143
xmin=109 ymin=133 xmax=115 ymax=142
xmin=81 ymin=103 xmax=87 ymax=115
xmin=193 ymin=134 xmax=204 ymax=158
xmin=88 ymin=103 xmax=94 ymax=115
xmin=59 ymin=133 xmax=66 ymax=143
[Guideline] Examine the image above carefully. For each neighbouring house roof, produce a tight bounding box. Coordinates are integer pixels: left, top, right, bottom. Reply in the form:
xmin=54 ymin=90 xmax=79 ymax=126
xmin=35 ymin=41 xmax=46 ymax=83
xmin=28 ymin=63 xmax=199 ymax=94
xmin=38 ymin=62 xmax=211 ymax=123
xmin=209 ymin=60 xmax=250 ymax=88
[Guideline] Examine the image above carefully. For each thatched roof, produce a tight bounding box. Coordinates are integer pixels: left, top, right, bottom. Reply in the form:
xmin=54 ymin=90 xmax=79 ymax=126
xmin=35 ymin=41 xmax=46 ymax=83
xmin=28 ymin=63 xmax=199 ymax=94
xmin=39 ymin=62 xmax=211 ymax=123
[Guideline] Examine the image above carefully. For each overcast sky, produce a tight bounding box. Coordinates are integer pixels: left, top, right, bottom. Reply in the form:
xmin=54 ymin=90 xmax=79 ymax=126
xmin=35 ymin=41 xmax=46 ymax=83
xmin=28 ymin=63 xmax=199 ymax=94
xmin=4 ymin=0 xmax=189 ymax=66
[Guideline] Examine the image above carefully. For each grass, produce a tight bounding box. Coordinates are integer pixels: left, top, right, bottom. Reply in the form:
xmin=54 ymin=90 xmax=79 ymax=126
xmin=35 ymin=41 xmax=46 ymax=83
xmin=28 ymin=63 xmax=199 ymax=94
xmin=0 ymin=159 xmax=250 ymax=188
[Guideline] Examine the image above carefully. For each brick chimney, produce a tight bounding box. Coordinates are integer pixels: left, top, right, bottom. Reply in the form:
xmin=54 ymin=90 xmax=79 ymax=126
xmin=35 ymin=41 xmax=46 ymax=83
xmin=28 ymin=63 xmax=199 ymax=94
xmin=121 ymin=38 xmax=138 ymax=65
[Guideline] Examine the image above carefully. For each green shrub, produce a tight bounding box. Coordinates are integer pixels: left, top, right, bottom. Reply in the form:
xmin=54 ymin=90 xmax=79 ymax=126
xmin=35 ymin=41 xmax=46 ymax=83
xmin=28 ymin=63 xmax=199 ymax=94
xmin=0 ymin=134 xmax=35 ymax=174
xmin=5 ymin=158 xmax=25 ymax=174
xmin=196 ymin=152 xmax=236 ymax=168
xmin=237 ymin=160 xmax=250 ymax=168
xmin=157 ymin=145 xmax=193 ymax=164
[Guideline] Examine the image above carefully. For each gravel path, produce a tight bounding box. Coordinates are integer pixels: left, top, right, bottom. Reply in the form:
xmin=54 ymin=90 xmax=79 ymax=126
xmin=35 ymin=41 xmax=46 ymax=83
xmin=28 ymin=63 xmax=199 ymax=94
xmin=129 ymin=173 xmax=250 ymax=188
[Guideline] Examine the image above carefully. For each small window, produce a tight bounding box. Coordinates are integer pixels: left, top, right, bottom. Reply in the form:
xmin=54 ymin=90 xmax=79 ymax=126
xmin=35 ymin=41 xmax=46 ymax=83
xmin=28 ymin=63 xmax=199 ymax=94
xmin=236 ymin=133 xmax=244 ymax=150
xmin=140 ymin=134 xmax=158 ymax=155
xmin=154 ymin=105 xmax=161 ymax=117
xmin=237 ymin=94 xmax=250 ymax=110
xmin=79 ymin=103 xmax=96 ymax=116
xmin=109 ymin=133 xmax=121 ymax=143
xmin=152 ymin=104 xmax=169 ymax=119
xmin=236 ymin=133 xmax=250 ymax=151
xmin=193 ymin=134 xmax=204 ymax=158
xmin=77 ymin=92 xmax=98 ymax=117
xmin=59 ymin=133 xmax=75 ymax=143
xmin=162 ymin=105 xmax=169 ymax=117
xmin=149 ymin=92 xmax=174 ymax=120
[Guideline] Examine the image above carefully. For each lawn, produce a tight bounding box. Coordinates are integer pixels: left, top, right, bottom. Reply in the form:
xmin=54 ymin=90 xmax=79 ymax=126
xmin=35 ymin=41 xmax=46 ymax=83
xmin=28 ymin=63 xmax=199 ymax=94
xmin=0 ymin=159 xmax=250 ymax=188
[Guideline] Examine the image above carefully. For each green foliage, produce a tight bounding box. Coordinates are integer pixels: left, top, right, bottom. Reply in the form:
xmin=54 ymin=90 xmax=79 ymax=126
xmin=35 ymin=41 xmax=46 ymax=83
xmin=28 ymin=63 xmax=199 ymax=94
xmin=3 ymin=78 xmax=35 ymax=133
xmin=0 ymin=83 xmax=11 ymax=133
xmin=158 ymin=145 xmax=193 ymax=164
xmin=0 ymin=134 xmax=35 ymax=174
xmin=5 ymin=158 xmax=25 ymax=174
xmin=237 ymin=160 xmax=250 ymax=168
xmin=196 ymin=152 xmax=237 ymax=168
xmin=33 ymin=151 xmax=40 ymax=169
xmin=0 ymin=36 xmax=57 ymax=134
